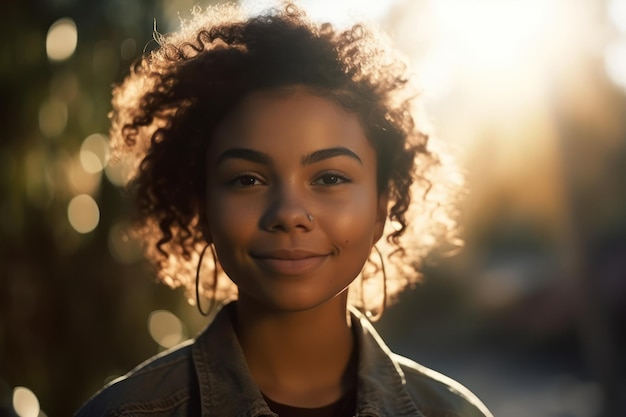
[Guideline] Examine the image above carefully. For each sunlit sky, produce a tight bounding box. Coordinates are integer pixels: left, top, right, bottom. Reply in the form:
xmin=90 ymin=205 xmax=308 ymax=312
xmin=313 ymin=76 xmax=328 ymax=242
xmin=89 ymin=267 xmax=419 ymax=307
xmin=232 ymin=0 xmax=622 ymax=118
xmin=241 ymin=0 xmax=393 ymax=26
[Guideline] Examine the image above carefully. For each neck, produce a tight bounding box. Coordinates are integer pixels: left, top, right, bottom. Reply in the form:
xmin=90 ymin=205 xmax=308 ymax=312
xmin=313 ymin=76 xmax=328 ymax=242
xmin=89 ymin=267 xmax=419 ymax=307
xmin=233 ymin=293 xmax=356 ymax=407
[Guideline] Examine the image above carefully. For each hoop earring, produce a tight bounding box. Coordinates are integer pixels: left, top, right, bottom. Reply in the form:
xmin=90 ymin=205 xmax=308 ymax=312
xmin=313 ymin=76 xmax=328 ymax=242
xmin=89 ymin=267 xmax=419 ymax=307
xmin=195 ymin=243 xmax=219 ymax=317
xmin=360 ymin=245 xmax=387 ymax=321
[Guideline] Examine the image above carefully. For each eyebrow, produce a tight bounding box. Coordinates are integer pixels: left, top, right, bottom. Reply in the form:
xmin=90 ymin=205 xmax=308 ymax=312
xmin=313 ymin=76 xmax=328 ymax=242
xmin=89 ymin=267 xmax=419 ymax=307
xmin=216 ymin=146 xmax=362 ymax=166
xmin=301 ymin=147 xmax=362 ymax=166
xmin=216 ymin=148 xmax=273 ymax=166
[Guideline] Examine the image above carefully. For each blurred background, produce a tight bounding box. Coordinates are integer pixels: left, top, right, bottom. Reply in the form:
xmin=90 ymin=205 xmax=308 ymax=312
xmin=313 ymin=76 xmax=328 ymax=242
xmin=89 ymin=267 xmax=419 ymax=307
xmin=1 ymin=0 xmax=625 ymax=416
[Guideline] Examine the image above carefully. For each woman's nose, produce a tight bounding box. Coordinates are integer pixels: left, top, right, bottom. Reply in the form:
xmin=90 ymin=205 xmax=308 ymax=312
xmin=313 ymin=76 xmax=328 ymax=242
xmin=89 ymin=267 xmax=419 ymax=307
xmin=260 ymin=184 xmax=313 ymax=233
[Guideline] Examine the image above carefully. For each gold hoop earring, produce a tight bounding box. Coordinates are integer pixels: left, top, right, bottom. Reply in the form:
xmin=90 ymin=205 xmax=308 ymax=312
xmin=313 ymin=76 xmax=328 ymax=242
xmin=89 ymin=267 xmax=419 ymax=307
xmin=360 ymin=245 xmax=387 ymax=321
xmin=195 ymin=243 xmax=219 ymax=317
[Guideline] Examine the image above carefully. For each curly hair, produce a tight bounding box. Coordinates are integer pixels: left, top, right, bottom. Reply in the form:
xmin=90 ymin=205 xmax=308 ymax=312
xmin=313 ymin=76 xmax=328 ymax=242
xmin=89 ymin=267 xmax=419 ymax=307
xmin=109 ymin=2 xmax=462 ymax=316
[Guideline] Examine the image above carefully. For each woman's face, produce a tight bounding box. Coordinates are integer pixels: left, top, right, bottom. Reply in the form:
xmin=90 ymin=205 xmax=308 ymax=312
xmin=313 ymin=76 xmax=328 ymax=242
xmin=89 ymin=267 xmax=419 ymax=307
xmin=206 ymin=89 xmax=387 ymax=313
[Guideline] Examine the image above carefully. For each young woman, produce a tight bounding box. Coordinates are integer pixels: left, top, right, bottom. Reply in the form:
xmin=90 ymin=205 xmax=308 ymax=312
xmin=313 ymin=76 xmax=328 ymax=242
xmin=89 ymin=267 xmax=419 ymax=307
xmin=76 ymin=3 xmax=493 ymax=416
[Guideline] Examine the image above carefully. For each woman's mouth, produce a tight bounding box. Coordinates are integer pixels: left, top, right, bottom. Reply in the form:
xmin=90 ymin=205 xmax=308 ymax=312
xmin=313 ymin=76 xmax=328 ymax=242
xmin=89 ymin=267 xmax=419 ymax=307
xmin=250 ymin=249 xmax=330 ymax=276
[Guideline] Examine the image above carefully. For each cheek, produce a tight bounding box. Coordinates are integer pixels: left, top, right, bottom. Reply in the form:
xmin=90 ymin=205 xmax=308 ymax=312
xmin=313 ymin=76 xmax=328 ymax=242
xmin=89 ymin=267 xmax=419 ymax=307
xmin=206 ymin=191 xmax=258 ymax=247
xmin=206 ymin=195 xmax=258 ymax=284
xmin=321 ymin=192 xmax=379 ymax=252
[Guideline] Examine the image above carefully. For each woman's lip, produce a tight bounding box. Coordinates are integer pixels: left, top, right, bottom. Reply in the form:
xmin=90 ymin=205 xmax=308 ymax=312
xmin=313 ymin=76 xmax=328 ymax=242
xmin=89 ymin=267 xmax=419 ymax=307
xmin=252 ymin=254 xmax=329 ymax=276
xmin=251 ymin=249 xmax=328 ymax=260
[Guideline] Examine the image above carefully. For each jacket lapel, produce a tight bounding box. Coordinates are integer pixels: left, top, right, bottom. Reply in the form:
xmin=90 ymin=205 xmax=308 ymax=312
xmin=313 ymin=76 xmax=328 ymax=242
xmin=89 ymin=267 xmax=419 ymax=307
xmin=351 ymin=307 xmax=425 ymax=417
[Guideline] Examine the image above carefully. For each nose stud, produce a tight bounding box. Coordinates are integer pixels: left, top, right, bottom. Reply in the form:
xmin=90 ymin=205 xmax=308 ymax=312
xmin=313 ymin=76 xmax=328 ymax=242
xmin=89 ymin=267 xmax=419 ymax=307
xmin=307 ymin=213 xmax=314 ymax=222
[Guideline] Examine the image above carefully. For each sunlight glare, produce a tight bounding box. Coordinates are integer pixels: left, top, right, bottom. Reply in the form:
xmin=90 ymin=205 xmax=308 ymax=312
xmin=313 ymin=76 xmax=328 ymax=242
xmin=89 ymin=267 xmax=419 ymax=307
xmin=411 ymin=0 xmax=588 ymax=114
xmin=430 ymin=0 xmax=554 ymax=72
xmin=605 ymin=39 xmax=626 ymax=91
xmin=418 ymin=48 xmax=455 ymax=101
xmin=608 ymin=0 xmax=626 ymax=32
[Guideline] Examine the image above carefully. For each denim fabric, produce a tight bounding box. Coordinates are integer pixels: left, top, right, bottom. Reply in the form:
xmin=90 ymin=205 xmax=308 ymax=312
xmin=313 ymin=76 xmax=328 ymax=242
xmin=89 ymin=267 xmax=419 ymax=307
xmin=75 ymin=303 xmax=492 ymax=417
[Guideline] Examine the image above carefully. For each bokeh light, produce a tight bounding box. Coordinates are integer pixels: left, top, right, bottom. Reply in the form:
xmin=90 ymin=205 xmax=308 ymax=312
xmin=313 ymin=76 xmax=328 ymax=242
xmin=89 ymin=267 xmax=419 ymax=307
xmin=148 ymin=310 xmax=185 ymax=348
xmin=79 ymin=133 xmax=109 ymax=174
xmin=67 ymin=194 xmax=100 ymax=234
xmin=12 ymin=386 xmax=40 ymax=417
xmin=46 ymin=18 xmax=78 ymax=62
xmin=66 ymin=153 xmax=101 ymax=195
xmin=79 ymin=150 xmax=102 ymax=175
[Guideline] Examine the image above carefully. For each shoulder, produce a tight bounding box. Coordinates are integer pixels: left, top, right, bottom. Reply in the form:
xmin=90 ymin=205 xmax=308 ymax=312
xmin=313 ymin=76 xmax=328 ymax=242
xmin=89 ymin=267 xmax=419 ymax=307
xmin=349 ymin=306 xmax=493 ymax=417
xmin=74 ymin=340 xmax=198 ymax=417
xmin=393 ymin=353 xmax=493 ymax=417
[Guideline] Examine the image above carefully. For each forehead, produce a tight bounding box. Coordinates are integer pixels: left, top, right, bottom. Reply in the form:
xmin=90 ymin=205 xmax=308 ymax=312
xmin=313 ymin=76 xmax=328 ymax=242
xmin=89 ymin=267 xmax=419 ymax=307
xmin=209 ymin=89 xmax=373 ymax=159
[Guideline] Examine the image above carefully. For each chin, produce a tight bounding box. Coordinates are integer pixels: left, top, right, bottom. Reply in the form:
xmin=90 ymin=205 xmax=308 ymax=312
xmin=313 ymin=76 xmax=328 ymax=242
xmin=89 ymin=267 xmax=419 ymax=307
xmin=243 ymin=288 xmax=348 ymax=314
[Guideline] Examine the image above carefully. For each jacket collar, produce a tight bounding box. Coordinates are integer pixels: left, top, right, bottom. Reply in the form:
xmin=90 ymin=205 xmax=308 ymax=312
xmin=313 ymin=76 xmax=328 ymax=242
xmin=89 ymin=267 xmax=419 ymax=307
xmin=191 ymin=302 xmax=423 ymax=417
xmin=350 ymin=306 xmax=425 ymax=417
xmin=192 ymin=302 xmax=274 ymax=417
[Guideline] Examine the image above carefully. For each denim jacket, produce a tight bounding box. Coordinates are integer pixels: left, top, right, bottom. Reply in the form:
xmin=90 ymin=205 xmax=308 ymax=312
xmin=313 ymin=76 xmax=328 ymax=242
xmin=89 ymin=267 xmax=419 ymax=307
xmin=75 ymin=303 xmax=493 ymax=417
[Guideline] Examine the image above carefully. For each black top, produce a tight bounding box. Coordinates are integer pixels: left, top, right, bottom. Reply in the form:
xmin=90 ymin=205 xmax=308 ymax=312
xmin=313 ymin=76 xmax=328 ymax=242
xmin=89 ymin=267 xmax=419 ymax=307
xmin=262 ymin=384 xmax=357 ymax=417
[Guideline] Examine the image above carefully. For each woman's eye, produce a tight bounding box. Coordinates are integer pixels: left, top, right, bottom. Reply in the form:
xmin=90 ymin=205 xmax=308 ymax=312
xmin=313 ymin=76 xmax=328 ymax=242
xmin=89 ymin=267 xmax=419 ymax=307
xmin=230 ymin=175 xmax=262 ymax=187
xmin=314 ymin=174 xmax=349 ymax=185
xmin=238 ymin=176 xmax=258 ymax=186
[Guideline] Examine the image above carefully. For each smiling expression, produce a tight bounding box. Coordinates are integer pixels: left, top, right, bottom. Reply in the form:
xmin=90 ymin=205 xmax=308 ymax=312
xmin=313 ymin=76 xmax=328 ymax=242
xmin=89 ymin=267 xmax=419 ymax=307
xmin=206 ymin=88 xmax=387 ymax=312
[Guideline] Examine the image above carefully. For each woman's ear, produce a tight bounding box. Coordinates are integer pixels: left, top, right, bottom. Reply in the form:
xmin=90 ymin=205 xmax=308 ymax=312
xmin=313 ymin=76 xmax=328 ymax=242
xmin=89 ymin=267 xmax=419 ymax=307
xmin=373 ymin=193 xmax=389 ymax=244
